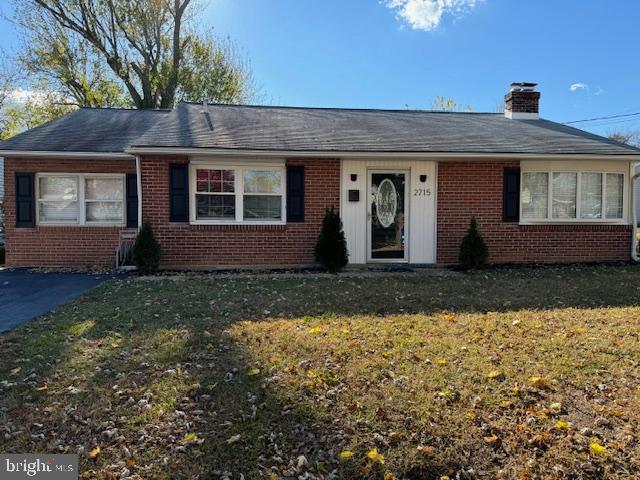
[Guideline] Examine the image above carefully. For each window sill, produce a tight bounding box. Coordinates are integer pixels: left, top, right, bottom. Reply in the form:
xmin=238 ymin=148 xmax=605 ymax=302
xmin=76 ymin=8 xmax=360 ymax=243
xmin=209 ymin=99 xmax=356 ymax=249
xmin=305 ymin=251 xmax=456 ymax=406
xmin=187 ymin=222 xmax=288 ymax=231
xmin=517 ymin=222 xmax=631 ymax=232
xmin=519 ymin=220 xmax=628 ymax=226
xmin=190 ymin=220 xmax=286 ymax=226
xmin=36 ymin=223 xmax=126 ymax=228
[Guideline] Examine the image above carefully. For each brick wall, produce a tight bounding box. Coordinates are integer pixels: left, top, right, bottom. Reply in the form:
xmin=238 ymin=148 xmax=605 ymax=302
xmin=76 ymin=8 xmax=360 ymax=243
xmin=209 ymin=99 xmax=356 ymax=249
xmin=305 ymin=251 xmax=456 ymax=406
xmin=437 ymin=161 xmax=633 ymax=264
xmin=141 ymin=156 xmax=340 ymax=268
xmin=505 ymin=90 xmax=540 ymax=114
xmin=6 ymin=156 xmax=631 ymax=268
xmin=4 ymin=158 xmax=136 ymax=267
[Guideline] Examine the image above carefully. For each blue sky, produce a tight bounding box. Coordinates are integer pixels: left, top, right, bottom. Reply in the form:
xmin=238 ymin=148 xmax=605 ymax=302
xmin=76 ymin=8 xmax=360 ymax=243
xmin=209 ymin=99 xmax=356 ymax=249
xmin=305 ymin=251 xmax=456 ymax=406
xmin=1 ymin=0 xmax=639 ymax=136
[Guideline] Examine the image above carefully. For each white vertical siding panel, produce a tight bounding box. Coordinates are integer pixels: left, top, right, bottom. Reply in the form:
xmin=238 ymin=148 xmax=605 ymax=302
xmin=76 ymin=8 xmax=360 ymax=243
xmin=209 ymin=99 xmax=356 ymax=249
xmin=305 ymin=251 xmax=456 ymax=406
xmin=341 ymin=159 xmax=368 ymax=263
xmin=341 ymin=159 xmax=436 ymax=264
xmin=407 ymin=160 xmax=436 ymax=264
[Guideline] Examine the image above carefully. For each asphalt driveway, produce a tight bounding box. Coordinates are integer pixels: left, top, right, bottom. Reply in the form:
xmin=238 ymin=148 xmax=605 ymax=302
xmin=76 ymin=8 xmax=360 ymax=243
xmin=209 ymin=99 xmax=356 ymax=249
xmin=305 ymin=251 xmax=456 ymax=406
xmin=0 ymin=269 xmax=115 ymax=333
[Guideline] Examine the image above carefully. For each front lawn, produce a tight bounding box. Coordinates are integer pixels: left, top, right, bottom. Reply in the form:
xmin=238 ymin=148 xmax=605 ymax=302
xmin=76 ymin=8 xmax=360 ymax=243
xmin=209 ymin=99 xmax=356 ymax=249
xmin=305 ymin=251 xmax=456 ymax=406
xmin=1 ymin=265 xmax=639 ymax=479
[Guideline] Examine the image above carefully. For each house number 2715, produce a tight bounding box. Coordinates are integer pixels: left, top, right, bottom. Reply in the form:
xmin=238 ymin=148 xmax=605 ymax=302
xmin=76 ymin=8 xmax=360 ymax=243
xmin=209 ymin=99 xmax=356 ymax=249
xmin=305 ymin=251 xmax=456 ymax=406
xmin=413 ymin=188 xmax=431 ymax=196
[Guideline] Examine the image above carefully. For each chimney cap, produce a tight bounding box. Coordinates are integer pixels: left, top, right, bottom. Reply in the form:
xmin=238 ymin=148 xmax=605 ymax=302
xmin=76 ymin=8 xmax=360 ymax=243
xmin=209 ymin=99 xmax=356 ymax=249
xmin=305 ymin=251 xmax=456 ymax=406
xmin=510 ymin=82 xmax=537 ymax=92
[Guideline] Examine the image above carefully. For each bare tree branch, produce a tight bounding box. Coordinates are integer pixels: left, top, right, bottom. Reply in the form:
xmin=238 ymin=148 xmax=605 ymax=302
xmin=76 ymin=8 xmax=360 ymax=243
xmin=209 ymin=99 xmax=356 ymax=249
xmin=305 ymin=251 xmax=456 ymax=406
xmin=12 ymin=0 xmax=254 ymax=110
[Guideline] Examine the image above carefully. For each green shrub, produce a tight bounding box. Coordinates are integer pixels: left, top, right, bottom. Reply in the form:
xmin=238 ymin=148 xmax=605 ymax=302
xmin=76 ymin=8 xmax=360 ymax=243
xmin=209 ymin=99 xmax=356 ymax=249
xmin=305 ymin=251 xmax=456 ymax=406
xmin=132 ymin=222 xmax=161 ymax=274
xmin=459 ymin=216 xmax=489 ymax=269
xmin=315 ymin=206 xmax=348 ymax=273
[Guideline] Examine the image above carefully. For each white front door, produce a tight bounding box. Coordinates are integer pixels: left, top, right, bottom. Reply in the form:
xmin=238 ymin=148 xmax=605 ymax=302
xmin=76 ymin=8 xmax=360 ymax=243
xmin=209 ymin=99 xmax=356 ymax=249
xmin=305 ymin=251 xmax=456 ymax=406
xmin=367 ymin=170 xmax=409 ymax=262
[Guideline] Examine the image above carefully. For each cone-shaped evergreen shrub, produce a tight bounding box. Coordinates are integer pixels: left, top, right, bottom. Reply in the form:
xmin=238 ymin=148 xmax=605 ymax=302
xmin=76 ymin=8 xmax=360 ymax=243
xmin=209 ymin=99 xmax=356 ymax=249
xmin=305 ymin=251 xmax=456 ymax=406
xmin=315 ymin=206 xmax=348 ymax=273
xmin=458 ymin=216 xmax=489 ymax=269
xmin=132 ymin=222 xmax=161 ymax=274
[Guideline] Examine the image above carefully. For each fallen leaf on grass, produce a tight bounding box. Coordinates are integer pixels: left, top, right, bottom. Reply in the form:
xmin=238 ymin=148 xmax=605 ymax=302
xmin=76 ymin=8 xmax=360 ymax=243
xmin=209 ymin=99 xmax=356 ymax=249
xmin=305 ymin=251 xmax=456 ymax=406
xmin=181 ymin=433 xmax=199 ymax=445
xmin=483 ymin=435 xmax=499 ymax=444
xmin=555 ymin=420 xmax=570 ymax=430
xmin=35 ymin=384 xmax=48 ymax=391
xmin=308 ymin=326 xmax=323 ymax=335
xmin=549 ymin=402 xmax=562 ymax=414
xmin=226 ymin=434 xmax=241 ymax=444
xmin=529 ymin=433 xmax=551 ymax=447
xmin=367 ymin=448 xmax=385 ymax=464
xmin=339 ymin=450 xmax=353 ymax=461
xmin=528 ymin=376 xmax=550 ymax=389
xmin=247 ymin=368 xmax=260 ymax=376
xmin=384 ymin=472 xmax=396 ymax=480
xmin=416 ymin=445 xmax=435 ymax=455
xmin=590 ymin=442 xmax=607 ymax=457
xmin=487 ymin=370 xmax=505 ymax=381
xmin=88 ymin=446 xmax=101 ymax=458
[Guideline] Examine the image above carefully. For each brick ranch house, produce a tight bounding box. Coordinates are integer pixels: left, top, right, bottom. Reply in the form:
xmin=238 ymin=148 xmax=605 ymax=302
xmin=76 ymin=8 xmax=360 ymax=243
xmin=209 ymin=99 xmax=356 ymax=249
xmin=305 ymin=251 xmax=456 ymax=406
xmin=0 ymin=82 xmax=639 ymax=268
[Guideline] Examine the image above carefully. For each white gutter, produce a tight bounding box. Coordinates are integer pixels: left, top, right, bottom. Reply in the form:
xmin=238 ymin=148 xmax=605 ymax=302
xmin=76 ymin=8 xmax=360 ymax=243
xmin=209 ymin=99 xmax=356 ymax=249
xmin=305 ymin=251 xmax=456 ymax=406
xmin=0 ymin=151 xmax=135 ymax=160
xmin=135 ymin=155 xmax=143 ymax=231
xmin=632 ymin=166 xmax=640 ymax=262
xmin=125 ymin=146 xmax=640 ymax=162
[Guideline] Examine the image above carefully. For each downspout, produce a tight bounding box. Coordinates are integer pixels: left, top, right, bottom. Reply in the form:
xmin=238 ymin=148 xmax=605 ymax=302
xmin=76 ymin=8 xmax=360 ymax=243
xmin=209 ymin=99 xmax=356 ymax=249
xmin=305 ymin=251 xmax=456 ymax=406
xmin=136 ymin=155 xmax=143 ymax=231
xmin=632 ymin=165 xmax=640 ymax=262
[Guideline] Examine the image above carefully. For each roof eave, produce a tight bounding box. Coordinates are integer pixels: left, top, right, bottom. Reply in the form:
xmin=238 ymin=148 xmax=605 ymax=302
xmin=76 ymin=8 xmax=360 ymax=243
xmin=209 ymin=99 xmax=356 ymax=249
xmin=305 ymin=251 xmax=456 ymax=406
xmin=126 ymin=146 xmax=640 ymax=161
xmin=0 ymin=151 xmax=135 ymax=160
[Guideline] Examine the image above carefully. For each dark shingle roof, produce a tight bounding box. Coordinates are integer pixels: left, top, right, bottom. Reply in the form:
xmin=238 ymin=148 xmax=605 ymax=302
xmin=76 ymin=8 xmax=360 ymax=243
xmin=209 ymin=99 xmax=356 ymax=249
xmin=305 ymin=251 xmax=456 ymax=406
xmin=0 ymin=108 xmax=171 ymax=153
xmin=1 ymin=103 xmax=639 ymax=156
xmin=133 ymin=103 xmax=640 ymax=155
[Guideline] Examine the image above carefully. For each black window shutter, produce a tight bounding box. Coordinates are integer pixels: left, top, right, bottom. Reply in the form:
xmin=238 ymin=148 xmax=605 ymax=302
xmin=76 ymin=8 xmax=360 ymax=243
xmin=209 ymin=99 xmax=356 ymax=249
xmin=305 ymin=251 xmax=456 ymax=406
xmin=15 ymin=172 xmax=35 ymax=228
xmin=286 ymin=165 xmax=304 ymax=222
xmin=169 ymin=164 xmax=189 ymax=222
xmin=126 ymin=173 xmax=138 ymax=228
xmin=503 ymin=167 xmax=521 ymax=222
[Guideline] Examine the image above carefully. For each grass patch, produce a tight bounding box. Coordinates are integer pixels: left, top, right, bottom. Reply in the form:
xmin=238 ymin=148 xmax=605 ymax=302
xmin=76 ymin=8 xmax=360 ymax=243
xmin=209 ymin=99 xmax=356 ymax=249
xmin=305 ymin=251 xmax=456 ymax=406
xmin=0 ymin=265 xmax=639 ymax=479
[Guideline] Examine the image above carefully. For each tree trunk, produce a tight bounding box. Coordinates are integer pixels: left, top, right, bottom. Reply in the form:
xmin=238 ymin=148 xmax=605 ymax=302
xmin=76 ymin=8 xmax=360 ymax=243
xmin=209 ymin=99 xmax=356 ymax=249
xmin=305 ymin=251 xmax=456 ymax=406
xmin=160 ymin=0 xmax=190 ymax=108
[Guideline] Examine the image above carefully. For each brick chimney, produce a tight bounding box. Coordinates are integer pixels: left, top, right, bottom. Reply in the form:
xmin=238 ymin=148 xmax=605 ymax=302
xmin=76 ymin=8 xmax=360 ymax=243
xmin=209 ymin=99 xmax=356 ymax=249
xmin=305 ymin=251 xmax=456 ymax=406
xmin=504 ymin=82 xmax=540 ymax=119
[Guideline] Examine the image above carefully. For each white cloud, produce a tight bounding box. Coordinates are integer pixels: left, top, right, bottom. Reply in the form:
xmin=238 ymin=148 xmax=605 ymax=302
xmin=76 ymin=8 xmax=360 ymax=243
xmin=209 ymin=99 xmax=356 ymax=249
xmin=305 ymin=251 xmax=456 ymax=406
xmin=1 ymin=88 xmax=72 ymax=106
xmin=4 ymin=88 xmax=48 ymax=104
xmin=569 ymin=83 xmax=589 ymax=92
xmin=384 ymin=0 xmax=477 ymax=31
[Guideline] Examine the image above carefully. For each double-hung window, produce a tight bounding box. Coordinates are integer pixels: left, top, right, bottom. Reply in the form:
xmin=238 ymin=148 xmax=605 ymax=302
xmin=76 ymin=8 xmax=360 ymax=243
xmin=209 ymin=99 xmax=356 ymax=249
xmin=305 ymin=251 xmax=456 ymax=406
xmin=521 ymin=169 xmax=625 ymax=222
xmin=85 ymin=177 xmax=125 ymax=223
xmin=192 ymin=164 xmax=285 ymax=223
xmin=37 ymin=174 xmax=125 ymax=225
xmin=38 ymin=175 xmax=80 ymax=224
xmin=243 ymin=169 xmax=283 ymax=220
xmin=196 ymin=169 xmax=236 ymax=220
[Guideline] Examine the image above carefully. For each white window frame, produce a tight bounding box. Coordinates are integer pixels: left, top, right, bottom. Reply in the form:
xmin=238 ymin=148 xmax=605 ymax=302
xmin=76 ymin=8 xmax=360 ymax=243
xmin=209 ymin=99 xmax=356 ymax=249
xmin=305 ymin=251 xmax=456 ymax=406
xmin=520 ymin=164 xmax=628 ymax=224
xmin=189 ymin=161 xmax=286 ymax=225
xmin=35 ymin=173 xmax=126 ymax=226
